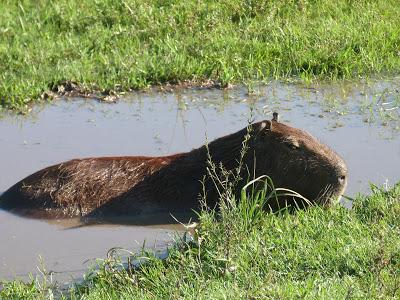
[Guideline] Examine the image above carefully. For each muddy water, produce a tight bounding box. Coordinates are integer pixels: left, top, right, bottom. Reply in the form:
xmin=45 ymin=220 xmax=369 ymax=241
xmin=0 ymin=79 xmax=399 ymax=282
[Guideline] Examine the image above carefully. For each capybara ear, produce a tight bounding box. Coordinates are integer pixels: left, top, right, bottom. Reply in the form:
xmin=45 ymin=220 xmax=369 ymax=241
xmin=272 ymin=112 xmax=279 ymax=122
xmin=259 ymin=120 xmax=272 ymax=132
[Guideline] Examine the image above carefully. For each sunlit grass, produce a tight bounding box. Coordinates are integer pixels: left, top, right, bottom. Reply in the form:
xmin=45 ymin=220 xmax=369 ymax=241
xmin=1 ymin=180 xmax=399 ymax=299
xmin=1 ymin=0 xmax=400 ymax=110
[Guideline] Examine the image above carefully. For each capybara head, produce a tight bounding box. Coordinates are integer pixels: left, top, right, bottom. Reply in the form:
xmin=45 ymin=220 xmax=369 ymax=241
xmin=244 ymin=114 xmax=348 ymax=208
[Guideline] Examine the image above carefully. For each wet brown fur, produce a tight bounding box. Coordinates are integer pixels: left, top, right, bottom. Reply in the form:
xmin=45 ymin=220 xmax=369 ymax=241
xmin=0 ymin=117 xmax=347 ymax=221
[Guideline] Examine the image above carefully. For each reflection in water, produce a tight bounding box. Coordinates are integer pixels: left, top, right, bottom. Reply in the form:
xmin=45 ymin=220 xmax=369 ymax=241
xmin=0 ymin=79 xmax=399 ymax=282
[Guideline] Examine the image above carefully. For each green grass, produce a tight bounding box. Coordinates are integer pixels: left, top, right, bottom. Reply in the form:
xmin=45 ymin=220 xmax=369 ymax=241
xmin=1 ymin=182 xmax=399 ymax=299
xmin=1 ymin=0 xmax=400 ymax=110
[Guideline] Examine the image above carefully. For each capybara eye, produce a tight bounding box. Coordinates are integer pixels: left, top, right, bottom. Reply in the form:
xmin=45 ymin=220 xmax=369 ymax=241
xmin=284 ymin=140 xmax=300 ymax=150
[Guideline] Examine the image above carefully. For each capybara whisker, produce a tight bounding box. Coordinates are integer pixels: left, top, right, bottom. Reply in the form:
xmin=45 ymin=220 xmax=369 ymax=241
xmin=0 ymin=113 xmax=348 ymax=220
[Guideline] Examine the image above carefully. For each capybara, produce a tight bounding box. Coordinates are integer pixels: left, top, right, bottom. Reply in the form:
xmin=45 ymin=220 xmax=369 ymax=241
xmin=0 ymin=113 xmax=347 ymax=220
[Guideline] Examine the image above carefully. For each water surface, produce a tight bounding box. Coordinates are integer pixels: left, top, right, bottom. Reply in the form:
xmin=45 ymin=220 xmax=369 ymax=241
xmin=0 ymin=79 xmax=399 ymax=282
